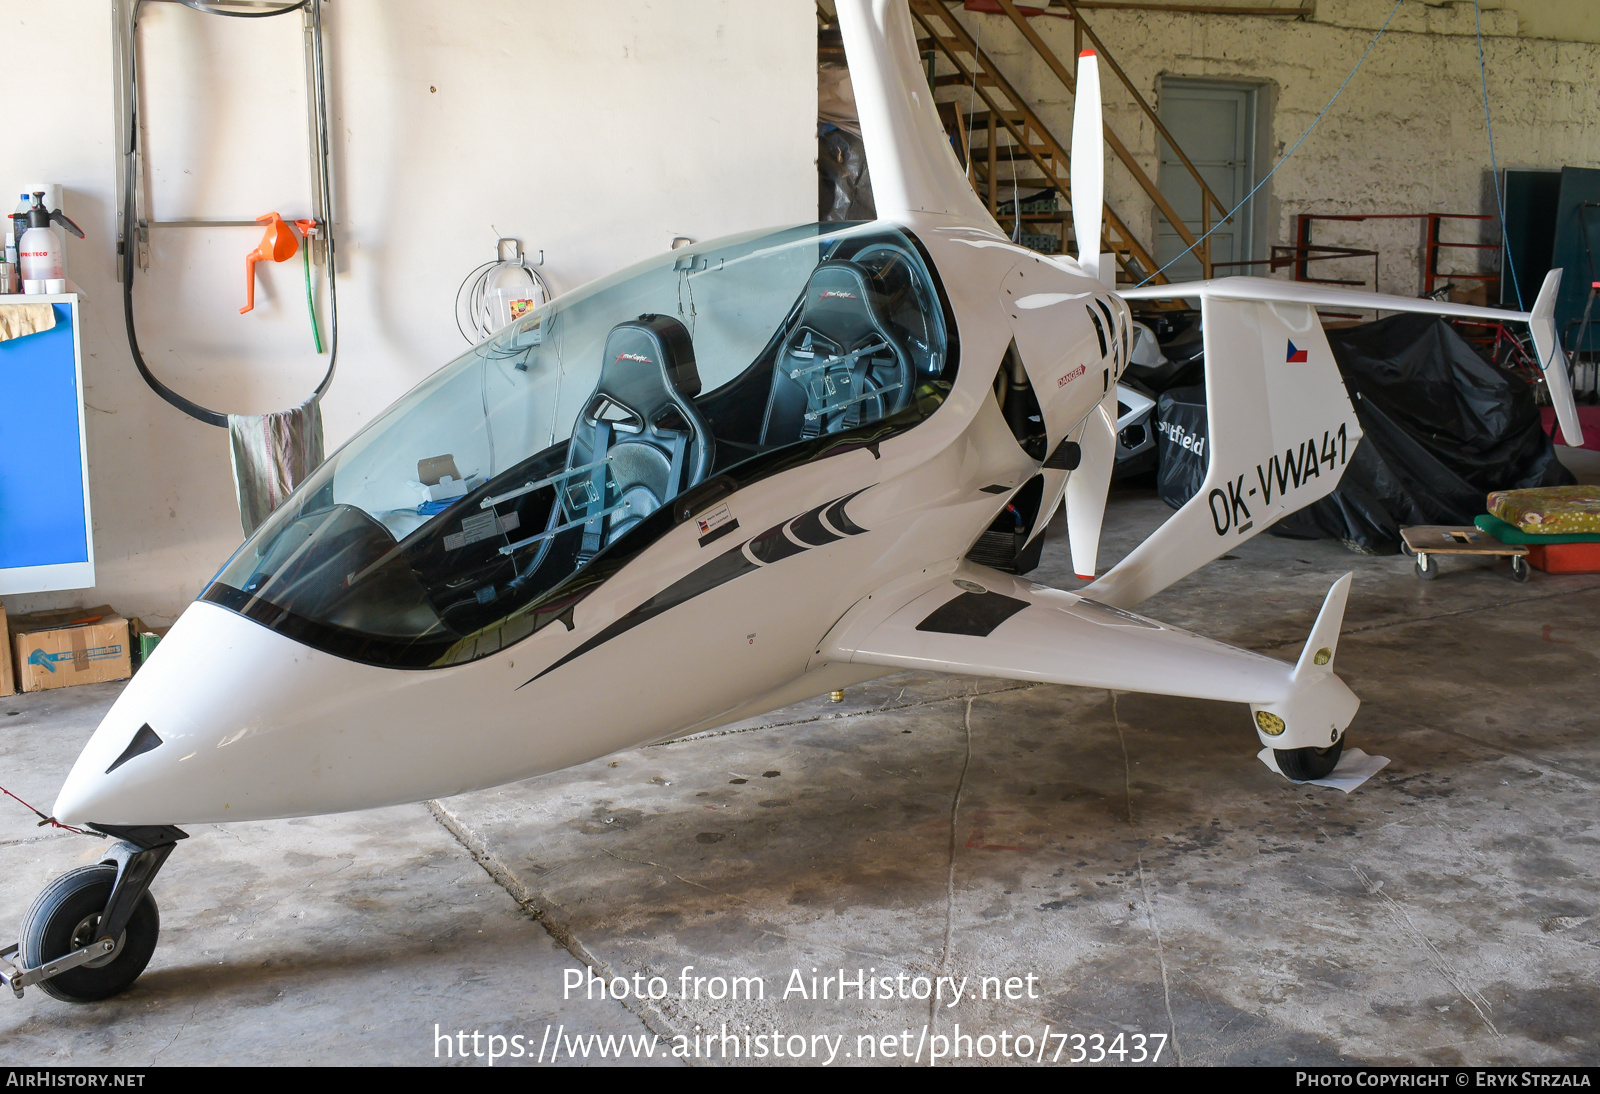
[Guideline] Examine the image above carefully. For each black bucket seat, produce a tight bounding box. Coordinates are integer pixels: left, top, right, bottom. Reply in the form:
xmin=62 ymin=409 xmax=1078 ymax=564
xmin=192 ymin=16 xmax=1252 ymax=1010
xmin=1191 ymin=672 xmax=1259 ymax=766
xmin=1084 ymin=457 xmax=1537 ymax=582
xmin=563 ymin=314 xmax=713 ymax=562
xmin=760 ymin=261 xmax=914 ymax=445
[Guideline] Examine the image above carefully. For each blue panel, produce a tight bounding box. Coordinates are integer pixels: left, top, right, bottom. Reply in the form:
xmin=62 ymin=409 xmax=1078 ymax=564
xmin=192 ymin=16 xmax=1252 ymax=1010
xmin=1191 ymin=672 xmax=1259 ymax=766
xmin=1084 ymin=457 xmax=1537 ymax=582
xmin=0 ymin=304 xmax=89 ymax=569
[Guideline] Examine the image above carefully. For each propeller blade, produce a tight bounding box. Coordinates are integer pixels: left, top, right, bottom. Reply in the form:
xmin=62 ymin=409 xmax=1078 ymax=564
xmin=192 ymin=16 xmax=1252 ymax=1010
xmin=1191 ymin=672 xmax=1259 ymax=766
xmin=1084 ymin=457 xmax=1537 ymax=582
xmin=1066 ymin=391 xmax=1116 ymax=580
xmin=1071 ymin=48 xmax=1105 ymax=283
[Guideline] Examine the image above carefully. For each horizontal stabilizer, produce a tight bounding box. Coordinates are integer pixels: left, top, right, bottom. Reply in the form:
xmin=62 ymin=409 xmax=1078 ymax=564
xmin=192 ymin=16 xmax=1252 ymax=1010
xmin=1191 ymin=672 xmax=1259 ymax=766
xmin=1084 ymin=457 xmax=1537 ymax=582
xmin=1126 ymin=272 xmax=1584 ymax=447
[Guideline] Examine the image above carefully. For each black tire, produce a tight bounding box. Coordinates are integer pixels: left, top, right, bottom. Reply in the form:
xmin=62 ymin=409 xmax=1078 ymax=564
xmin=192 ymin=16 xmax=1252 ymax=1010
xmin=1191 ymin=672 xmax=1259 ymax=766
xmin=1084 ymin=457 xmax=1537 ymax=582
xmin=1511 ymin=555 xmax=1530 ymax=583
xmin=20 ymin=864 xmax=159 ymax=1003
xmin=1275 ymin=737 xmax=1345 ymax=782
xmin=1414 ymin=554 xmax=1437 ymax=581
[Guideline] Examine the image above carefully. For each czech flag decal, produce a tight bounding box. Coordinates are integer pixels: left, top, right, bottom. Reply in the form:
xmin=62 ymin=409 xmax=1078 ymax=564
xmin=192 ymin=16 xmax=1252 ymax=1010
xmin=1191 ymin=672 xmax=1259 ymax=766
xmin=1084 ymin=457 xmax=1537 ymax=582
xmin=1286 ymin=340 xmax=1309 ymax=363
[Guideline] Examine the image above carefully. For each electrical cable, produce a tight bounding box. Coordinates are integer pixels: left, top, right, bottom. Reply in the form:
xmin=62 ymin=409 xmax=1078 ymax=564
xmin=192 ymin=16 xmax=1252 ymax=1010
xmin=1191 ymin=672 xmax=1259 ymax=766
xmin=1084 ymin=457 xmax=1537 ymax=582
xmin=1475 ymin=0 xmax=1523 ymax=311
xmin=178 ymin=0 xmax=307 ymax=17
xmin=1136 ymin=0 xmax=1404 ymax=287
xmin=120 ymin=0 xmax=337 ymax=427
xmin=454 ymin=251 xmax=551 ymax=344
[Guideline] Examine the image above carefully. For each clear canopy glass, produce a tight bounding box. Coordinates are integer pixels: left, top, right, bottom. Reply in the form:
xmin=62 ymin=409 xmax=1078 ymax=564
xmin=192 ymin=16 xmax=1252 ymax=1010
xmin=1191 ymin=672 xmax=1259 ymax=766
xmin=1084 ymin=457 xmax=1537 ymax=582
xmin=205 ymin=223 xmax=955 ymax=667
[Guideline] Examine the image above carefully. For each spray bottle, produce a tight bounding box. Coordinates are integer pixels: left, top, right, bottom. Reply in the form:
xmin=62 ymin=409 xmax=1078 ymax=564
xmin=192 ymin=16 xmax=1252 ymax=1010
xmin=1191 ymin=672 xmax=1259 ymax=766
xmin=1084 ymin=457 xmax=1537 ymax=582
xmin=17 ymin=191 xmax=85 ymax=284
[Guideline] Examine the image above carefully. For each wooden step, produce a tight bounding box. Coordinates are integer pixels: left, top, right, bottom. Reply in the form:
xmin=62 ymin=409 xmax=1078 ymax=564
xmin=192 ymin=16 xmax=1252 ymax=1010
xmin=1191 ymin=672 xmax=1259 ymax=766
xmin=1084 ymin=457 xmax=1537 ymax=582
xmin=969 ymin=145 xmax=1062 ymax=164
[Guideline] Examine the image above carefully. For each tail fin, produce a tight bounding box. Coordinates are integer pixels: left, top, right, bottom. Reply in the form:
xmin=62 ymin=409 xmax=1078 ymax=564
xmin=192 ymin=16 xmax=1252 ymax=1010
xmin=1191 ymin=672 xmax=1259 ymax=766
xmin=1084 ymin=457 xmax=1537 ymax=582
xmin=1086 ymin=283 xmax=1362 ymax=608
xmin=1070 ymin=49 xmax=1104 ymax=284
xmin=1528 ymin=269 xmax=1585 ymax=447
xmin=833 ymin=0 xmax=999 ymax=229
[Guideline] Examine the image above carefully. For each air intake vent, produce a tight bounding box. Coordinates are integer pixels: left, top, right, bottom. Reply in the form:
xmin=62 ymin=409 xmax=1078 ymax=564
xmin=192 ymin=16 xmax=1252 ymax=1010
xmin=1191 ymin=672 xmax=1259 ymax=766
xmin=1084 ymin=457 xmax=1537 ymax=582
xmin=106 ymin=724 xmax=163 ymax=774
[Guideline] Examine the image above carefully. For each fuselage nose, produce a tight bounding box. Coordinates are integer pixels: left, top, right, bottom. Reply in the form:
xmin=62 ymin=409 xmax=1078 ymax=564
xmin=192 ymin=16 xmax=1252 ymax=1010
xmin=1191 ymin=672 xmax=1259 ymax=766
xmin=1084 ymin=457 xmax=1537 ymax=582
xmin=51 ymin=601 xmax=278 ymax=827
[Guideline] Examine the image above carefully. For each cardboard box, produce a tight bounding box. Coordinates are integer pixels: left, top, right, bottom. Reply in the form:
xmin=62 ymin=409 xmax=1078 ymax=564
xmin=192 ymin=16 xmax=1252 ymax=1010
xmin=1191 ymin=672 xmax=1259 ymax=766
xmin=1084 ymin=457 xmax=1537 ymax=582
xmin=1447 ymin=281 xmax=1491 ymax=308
xmin=10 ymin=605 xmax=132 ymax=693
xmin=0 ymin=604 xmax=14 ymax=698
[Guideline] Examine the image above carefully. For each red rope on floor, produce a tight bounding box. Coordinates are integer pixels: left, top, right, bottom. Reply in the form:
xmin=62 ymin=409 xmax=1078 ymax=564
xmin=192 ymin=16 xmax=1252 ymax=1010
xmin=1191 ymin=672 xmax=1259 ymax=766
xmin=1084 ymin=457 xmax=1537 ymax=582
xmin=0 ymin=784 xmax=88 ymax=835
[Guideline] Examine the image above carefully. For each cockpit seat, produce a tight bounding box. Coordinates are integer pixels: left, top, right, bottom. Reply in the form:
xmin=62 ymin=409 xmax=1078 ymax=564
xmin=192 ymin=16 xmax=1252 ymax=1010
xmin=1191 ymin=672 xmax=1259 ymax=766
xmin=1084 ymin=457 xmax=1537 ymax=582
xmin=563 ymin=314 xmax=713 ymax=562
xmin=760 ymin=261 xmax=914 ymax=446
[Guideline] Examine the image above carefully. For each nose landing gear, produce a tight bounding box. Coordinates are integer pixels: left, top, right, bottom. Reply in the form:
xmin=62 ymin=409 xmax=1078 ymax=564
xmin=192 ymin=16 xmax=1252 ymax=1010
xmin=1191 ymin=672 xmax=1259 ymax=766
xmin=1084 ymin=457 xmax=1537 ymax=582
xmin=1 ymin=825 xmax=184 ymax=1003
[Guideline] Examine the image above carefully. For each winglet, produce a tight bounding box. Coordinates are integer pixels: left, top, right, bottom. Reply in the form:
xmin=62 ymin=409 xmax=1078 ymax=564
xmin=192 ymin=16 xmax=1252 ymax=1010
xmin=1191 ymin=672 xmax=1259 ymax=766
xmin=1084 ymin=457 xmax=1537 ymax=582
xmin=1528 ymin=269 xmax=1585 ymax=448
xmin=1292 ymin=573 xmax=1352 ymax=684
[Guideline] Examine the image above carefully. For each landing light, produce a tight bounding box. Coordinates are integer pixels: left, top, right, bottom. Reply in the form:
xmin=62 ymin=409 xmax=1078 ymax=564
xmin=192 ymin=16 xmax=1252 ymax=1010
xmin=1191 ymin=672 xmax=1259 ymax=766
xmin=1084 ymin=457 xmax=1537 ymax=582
xmin=1255 ymin=711 xmax=1286 ymax=736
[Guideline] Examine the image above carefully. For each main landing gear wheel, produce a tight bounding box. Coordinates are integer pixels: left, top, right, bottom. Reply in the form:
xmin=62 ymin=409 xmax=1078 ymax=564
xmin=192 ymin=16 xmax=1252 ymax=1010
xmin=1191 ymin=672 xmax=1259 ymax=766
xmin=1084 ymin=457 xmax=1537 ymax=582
xmin=1274 ymin=737 xmax=1345 ymax=782
xmin=20 ymin=865 xmax=160 ymax=1003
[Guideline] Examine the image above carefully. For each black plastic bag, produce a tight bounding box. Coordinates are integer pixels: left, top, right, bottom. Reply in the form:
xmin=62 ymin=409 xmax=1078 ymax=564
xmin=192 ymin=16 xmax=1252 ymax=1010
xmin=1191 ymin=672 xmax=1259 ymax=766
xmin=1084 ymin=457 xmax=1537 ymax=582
xmin=819 ymin=126 xmax=875 ymax=223
xmin=1155 ymin=384 xmax=1208 ymax=509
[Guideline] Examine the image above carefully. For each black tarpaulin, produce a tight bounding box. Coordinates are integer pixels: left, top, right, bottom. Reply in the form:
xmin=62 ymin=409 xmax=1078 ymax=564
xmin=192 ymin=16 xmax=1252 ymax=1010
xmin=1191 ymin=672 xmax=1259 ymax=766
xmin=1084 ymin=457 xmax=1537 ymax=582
xmin=1272 ymin=314 xmax=1573 ymax=552
xmin=1152 ymin=314 xmax=1573 ymax=554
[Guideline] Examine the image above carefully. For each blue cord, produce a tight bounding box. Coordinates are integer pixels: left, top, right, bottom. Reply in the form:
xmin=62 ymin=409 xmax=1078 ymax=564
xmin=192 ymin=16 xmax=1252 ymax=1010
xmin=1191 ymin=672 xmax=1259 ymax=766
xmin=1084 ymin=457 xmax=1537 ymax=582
xmin=1136 ymin=0 xmax=1404 ymax=287
xmin=1476 ymin=0 xmax=1523 ymax=310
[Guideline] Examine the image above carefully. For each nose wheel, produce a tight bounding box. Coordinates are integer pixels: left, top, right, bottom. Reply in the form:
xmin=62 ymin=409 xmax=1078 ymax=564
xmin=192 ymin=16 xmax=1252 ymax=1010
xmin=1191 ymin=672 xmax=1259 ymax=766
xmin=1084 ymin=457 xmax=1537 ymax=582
xmin=1 ymin=825 xmax=184 ymax=1003
xmin=18 ymin=866 xmax=160 ymax=1002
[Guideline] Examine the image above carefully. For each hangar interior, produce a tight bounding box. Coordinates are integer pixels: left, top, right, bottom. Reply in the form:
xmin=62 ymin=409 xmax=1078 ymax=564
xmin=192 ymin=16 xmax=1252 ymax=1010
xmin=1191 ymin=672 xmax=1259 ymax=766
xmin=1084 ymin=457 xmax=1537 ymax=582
xmin=1 ymin=0 xmax=1598 ymax=1068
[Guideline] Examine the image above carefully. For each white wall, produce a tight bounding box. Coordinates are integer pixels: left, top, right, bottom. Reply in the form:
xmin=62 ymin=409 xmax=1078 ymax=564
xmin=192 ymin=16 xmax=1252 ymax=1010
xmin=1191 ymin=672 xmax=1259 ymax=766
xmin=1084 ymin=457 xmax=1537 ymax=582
xmin=2 ymin=0 xmax=817 ymax=623
xmin=943 ymin=0 xmax=1600 ymax=296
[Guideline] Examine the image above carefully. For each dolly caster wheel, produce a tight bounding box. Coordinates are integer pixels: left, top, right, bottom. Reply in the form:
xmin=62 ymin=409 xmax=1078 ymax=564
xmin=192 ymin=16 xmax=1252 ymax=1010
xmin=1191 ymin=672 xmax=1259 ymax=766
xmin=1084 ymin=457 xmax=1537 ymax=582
xmin=1413 ymin=553 xmax=1437 ymax=581
xmin=1274 ymin=737 xmax=1345 ymax=781
xmin=20 ymin=865 xmax=160 ymax=1003
xmin=1510 ymin=555 xmax=1530 ymax=583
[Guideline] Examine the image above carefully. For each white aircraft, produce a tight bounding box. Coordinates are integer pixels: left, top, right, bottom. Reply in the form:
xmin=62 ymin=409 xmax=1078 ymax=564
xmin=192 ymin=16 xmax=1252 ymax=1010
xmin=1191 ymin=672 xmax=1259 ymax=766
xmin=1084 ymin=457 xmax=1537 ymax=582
xmin=5 ymin=0 xmax=1581 ymax=1003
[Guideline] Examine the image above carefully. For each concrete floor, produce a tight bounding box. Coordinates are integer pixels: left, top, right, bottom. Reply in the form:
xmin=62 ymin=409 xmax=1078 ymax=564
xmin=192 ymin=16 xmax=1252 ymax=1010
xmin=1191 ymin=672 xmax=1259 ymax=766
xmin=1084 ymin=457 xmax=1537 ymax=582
xmin=2 ymin=486 xmax=1597 ymax=1067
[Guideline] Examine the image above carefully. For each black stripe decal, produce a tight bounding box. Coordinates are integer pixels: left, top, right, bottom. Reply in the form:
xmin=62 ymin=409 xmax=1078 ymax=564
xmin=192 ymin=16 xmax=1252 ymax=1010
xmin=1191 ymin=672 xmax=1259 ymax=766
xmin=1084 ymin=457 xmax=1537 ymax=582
xmin=521 ymin=489 xmax=873 ymax=687
xmin=749 ymin=522 xmax=809 ymax=564
xmin=821 ymin=490 xmax=870 ymax=537
xmin=788 ymin=507 xmax=843 ymax=546
xmin=523 ymin=543 xmax=760 ymax=686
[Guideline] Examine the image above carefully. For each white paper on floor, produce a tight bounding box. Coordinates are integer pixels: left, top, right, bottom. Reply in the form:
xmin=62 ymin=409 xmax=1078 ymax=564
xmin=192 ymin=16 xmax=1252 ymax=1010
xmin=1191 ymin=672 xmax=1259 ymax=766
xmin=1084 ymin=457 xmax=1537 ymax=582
xmin=1257 ymin=747 xmax=1390 ymax=792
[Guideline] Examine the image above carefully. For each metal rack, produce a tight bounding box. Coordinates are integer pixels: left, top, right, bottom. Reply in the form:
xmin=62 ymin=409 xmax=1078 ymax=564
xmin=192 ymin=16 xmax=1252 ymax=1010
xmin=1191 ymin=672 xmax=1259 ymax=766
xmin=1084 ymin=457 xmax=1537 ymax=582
xmin=110 ymin=0 xmax=337 ymax=427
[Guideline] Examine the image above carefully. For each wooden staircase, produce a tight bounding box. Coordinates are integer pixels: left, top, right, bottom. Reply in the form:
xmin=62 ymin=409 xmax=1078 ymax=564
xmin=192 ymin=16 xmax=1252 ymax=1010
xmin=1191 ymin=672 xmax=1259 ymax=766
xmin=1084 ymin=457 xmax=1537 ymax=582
xmin=908 ymin=0 xmax=1234 ymax=287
